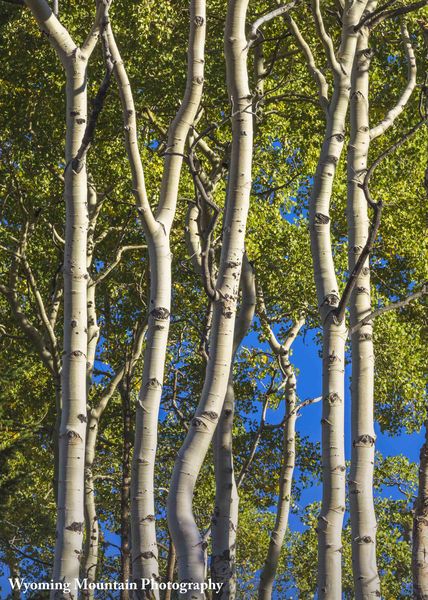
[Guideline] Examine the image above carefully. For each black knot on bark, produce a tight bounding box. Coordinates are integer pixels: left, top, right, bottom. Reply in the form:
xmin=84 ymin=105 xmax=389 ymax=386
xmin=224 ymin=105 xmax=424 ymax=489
xmin=201 ymin=410 xmax=218 ymax=421
xmin=63 ymin=429 xmax=83 ymax=442
xmin=325 ymin=392 xmax=341 ymax=404
xmin=146 ymin=378 xmax=162 ymax=389
xmin=334 ymin=133 xmax=345 ymax=142
xmin=192 ymin=417 xmax=208 ymax=429
xmin=141 ymin=551 xmax=156 ymax=560
xmin=359 ymin=332 xmax=372 ymax=341
xmin=353 ymin=434 xmax=375 ymax=447
xmin=355 ymin=535 xmax=373 ymax=544
xmin=65 ymin=521 xmax=84 ymax=533
xmin=328 ymin=351 xmax=340 ymax=364
xmin=322 ymin=293 xmax=339 ymax=307
xmin=194 ymin=15 xmax=204 ymax=26
xmin=150 ymin=307 xmax=170 ymax=320
xmin=356 ymin=286 xmax=369 ymax=295
xmin=141 ymin=514 xmax=155 ymax=523
xmin=315 ymin=212 xmax=330 ymax=224
xmin=362 ymin=266 xmax=370 ymax=276
xmin=77 ymin=413 xmax=87 ymax=423
xmin=192 ymin=76 xmax=204 ymax=85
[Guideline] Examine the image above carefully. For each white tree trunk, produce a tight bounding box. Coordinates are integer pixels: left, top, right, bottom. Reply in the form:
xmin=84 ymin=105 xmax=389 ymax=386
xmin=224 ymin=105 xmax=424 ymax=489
xmin=347 ymin=18 xmax=381 ymax=598
xmin=413 ymin=421 xmax=428 ymax=599
xmin=22 ymin=4 xmax=107 ymax=594
xmin=309 ymin=2 xmax=369 ymax=597
xmin=258 ymin=369 xmax=297 ymax=600
xmin=55 ymin=59 xmax=89 ymax=600
xmin=167 ymin=1 xmax=253 ymax=596
xmin=105 ymin=3 xmax=206 ymax=594
xmin=211 ymin=257 xmax=256 ymax=598
xmin=131 ymin=11 xmax=206 ymax=596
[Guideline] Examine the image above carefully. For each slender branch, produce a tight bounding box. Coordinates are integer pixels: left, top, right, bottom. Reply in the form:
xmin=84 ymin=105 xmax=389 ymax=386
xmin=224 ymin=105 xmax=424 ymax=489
xmin=236 ymin=396 xmax=269 ymax=488
xmin=334 ymin=118 xmax=427 ymax=324
xmin=354 ymin=0 xmax=397 ymax=31
xmin=93 ymin=245 xmax=146 ymax=285
xmin=286 ymin=15 xmax=329 ymax=112
xmin=247 ymin=1 xmax=300 ymax=48
xmin=311 ymin=0 xmax=341 ymax=76
xmin=104 ymin=18 xmax=158 ymax=236
xmin=358 ymin=0 xmax=428 ymax=30
xmin=71 ymin=30 xmax=114 ymax=173
xmin=370 ymin=20 xmax=417 ymax=140
xmin=350 ymin=285 xmax=428 ymax=333
xmin=92 ymin=319 xmax=147 ymax=420
xmin=80 ymin=0 xmax=112 ymax=60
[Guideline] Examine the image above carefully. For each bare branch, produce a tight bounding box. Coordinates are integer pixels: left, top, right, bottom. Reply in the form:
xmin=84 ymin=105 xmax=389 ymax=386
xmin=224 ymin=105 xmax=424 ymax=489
xmin=286 ymin=15 xmax=329 ymax=112
xmin=71 ymin=31 xmax=114 ymax=173
xmin=370 ymin=20 xmax=417 ymax=140
xmin=247 ymin=1 xmax=300 ymax=48
xmin=93 ymin=245 xmax=146 ymax=285
xmin=334 ymin=118 xmax=426 ymax=323
xmin=311 ymin=0 xmax=341 ymax=76
xmin=104 ymin=18 xmax=157 ymax=236
xmin=350 ymin=285 xmax=428 ymax=333
xmin=358 ymin=0 xmax=428 ymax=30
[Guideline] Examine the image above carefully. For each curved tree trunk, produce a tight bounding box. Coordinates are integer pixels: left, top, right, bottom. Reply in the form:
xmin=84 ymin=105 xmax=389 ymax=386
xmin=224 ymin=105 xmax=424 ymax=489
xmin=258 ymin=369 xmax=297 ymax=600
xmin=23 ymin=3 xmax=108 ymax=595
xmin=55 ymin=56 xmax=89 ymax=599
xmin=106 ymin=4 xmax=206 ymax=594
xmin=308 ymin=2 xmax=369 ymax=597
xmin=120 ymin=381 xmax=132 ymax=600
xmin=413 ymin=421 xmax=428 ymax=599
xmin=347 ymin=17 xmax=381 ymax=599
xmin=167 ymin=2 xmax=253 ymax=596
xmin=211 ymin=257 xmax=256 ymax=598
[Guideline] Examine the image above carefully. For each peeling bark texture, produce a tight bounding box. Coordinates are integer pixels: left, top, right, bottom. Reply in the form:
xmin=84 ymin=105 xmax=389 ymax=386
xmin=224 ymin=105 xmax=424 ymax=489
xmin=167 ymin=1 xmax=253 ymax=596
xmin=347 ymin=13 xmax=381 ymax=599
xmin=308 ymin=2 xmax=370 ymax=597
xmin=104 ymin=2 xmax=206 ymax=594
xmin=211 ymin=256 xmax=256 ymax=598
xmin=413 ymin=421 xmax=428 ymax=599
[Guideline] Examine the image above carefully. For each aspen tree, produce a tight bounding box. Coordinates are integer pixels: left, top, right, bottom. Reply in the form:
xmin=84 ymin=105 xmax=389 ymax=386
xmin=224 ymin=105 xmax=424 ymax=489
xmin=414 ymin=423 xmax=428 ymax=598
xmin=347 ymin=15 xmax=381 ymax=597
xmin=347 ymin=12 xmax=419 ymax=595
xmin=104 ymin=2 xmax=206 ymax=592
xmin=22 ymin=1 xmax=109 ymax=594
xmin=257 ymin=307 xmax=304 ymax=600
xmin=413 ymin=20 xmax=428 ymax=597
xmin=289 ymin=1 xmax=369 ymax=596
xmin=167 ymin=1 xmax=253 ymax=595
xmin=211 ymin=256 xmax=256 ymax=598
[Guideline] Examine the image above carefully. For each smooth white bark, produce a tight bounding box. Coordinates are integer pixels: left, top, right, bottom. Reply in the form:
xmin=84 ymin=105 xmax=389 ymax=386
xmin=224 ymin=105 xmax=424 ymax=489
xmin=106 ymin=3 xmax=206 ymax=592
xmin=413 ymin=422 xmax=428 ymax=599
xmin=211 ymin=257 xmax=256 ymax=598
xmin=167 ymin=2 xmax=253 ymax=596
xmin=307 ymin=2 xmax=369 ymax=597
xmin=258 ymin=318 xmax=304 ymax=600
xmin=347 ymin=20 xmax=381 ymax=598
